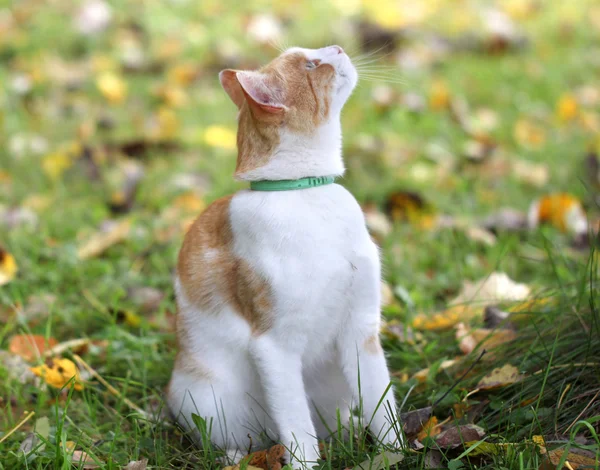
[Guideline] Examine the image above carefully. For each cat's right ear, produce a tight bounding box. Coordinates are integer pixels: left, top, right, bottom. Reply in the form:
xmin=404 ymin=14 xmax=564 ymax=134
xmin=219 ymin=69 xmax=246 ymax=109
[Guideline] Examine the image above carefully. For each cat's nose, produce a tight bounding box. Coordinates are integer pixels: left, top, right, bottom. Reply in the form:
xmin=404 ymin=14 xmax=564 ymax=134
xmin=329 ymin=45 xmax=344 ymax=55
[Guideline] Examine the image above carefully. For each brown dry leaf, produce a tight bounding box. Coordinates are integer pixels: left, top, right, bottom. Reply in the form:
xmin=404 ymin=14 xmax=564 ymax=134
xmin=245 ymin=444 xmax=286 ymax=470
xmin=476 ymin=364 xmax=523 ymax=391
xmin=412 ymin=304 xmax=477 ymax=331
xmin=434 ymin=424 xmax=485 ymax=449
xmin=71 ymin=450 xmax=101 ymax=468
xmin=417 ymin=416 xmax=440 ymax=442
xmin=528 ymin=193 xmax=587 ymax=235
xmin=0 ymin=247 xmax=18 ymax=285
xmin=535 ymin=435 xmax=597 ymax=469
xmin=9 ymin=334 xmax=58 ymax=361
xmin=77 ymin=219 xmax=130 ymax=260
xmin=456 ymin=322 xmax=517 ymax=355
xmin=401 ymin=406 xmax=433 ymax=437
xmin=30 ymin=357 xmax=84 ymax=391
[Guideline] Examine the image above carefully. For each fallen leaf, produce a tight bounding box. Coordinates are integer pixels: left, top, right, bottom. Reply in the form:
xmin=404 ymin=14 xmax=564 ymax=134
xmin=556 ymin=93 xmax=578 ymax=122
xmin=123 ymin=458 xmax=148 ymax=470
xmin=429 ymin=79 xmax=450 ymax=110
xmin=528 ymin=193 xmax=587 ymax=235
xmin=9 ymin=335 xmax=58 ymax=361
xmin=353 ymin=451 xmax=405 ymax=470
xmin=384 ymin=190 xmax=436 ymax=228
xmin=74 ymin=0 xmax=112 ymax=35
xmin=417 ymin=416 xmax=440 ymax=442
xmin=30 ymin=357 xmax=84 ymax=391
xmin=246 ymin=13 xmax=283 ymax=45
xmin=476 ymin=364 xmax=523 ymax=391
xmin=450 ymin=272 xmax=530 ymax=307
xmin=401 ymin=406 xmax=433 ymax=437
xmin=435 ymin=424 xmax=485 ymax=449
xmin=111 ymin=308 xmax=142 ymax=328
xmin=42 ymin=151 xmax=75 ymax=181
xmin=413 ymin=304 xmax=477 ymax=331
xmin=455 ymin=322 xmax=517 ymax=355
xmin=512 ymin=160 xmax=549 ymax=187
xmin=0 ymin=247 xmax=18 ymax=285
xmin=203 ymin=125 xmax=237 ymax=151
xmin=96 ymin=72 xmax=127 ymax=103
xmin=77 ymin=219 xmax=130 ymax=260
xmin=71 ymin=450 xmax=101 ymax=468
xmin=514 ymin=118 xmax=546 ymax=149
xmin=246 ymin=443 xmax=286 ymax=470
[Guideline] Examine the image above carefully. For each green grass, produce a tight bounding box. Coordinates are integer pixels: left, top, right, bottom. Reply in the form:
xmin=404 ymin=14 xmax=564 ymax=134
xmin=1 ymin=0 xmax=600 ymax=468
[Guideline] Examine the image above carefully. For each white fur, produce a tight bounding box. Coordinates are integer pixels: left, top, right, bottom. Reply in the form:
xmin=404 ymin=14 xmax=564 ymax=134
xmin=167 ymin=47 xmax=399 ymax=469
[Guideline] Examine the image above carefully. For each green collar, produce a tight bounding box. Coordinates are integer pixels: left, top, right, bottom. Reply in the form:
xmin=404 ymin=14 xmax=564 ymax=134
xmin=250 ymin=175 xmax=336 ymax=191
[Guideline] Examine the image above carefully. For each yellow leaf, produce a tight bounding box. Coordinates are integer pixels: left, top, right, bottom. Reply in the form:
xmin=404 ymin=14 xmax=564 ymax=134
xmin=167 ymin=63 xmax=198 ymax=85
xmin=42 ymin=152 xmax=73 ymax=180
xmin=530 ymin=193 xmax=587 ymax=234
xmin=513 ymin=118 xmax=546 ymax=149
xmin=417 ymin=416 xmax=440 ymax=441
xmin=429 ymin=79 xmax=450 ymax=110
xmin=0 ymin=248 xmax=18 ymax=286
xmin=476 ymin=364 xmax=523 ymax=391
xmin=173 ymin=192 xmax=205 ymax=213
xmin=203 ymin=125 xmax=237 ymax=151
xmin=30 ymin=357 xmax=83 ymax=391
xmin=153 ymin=107 xmax=180 ymax=141
xmin=77 ymin=220 xmax=131 ymax=260
xmin=96 ymin=72 xmax=127 ymax=104
xmin=556 ymin=93 xmax=578 ymax=121
xmin=155 ymin=84 xmax=188 ymax=108
xmin=413 ymin=304 xmax=477 ymax=331
xmin=65 ymin=441 xmax=77 ymax=451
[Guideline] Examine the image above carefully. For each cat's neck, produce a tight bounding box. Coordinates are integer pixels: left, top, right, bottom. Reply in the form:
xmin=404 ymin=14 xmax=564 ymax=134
xmin=235 ymin=119 xmax=345 ymax=182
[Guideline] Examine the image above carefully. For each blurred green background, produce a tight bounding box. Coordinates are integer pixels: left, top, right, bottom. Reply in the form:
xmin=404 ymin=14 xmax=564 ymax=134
xmin=1 ymin=0 xmax=599 ymax=468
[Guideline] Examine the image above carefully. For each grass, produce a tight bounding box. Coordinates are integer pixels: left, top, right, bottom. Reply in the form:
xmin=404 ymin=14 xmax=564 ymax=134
xmin=1 ymin=0 xmax=600 ymax=468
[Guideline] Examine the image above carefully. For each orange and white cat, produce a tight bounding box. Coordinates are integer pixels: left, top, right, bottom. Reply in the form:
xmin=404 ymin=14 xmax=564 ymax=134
xmin=166 ymin=46 xmax=400 ymax=468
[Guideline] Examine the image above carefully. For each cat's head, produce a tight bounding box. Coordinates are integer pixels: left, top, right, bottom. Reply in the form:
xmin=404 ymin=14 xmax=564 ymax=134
xmin=219 ymin=46 xmax=357 ymax=180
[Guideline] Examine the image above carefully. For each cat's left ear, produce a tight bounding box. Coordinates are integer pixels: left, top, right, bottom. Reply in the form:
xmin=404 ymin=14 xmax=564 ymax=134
xmin=219 ymin=69 xmax=246 ymax=109
xmin=235 ymin=72 xmax=286 ymax=117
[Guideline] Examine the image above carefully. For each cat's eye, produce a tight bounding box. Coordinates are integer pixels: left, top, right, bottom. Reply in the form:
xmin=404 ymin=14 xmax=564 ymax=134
xmin=305 ymin=60 xmax=317 ymax=70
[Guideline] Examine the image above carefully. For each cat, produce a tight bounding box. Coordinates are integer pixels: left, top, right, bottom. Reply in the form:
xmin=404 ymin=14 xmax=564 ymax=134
xmin=166 ymin=45 xmax=400 ymax=469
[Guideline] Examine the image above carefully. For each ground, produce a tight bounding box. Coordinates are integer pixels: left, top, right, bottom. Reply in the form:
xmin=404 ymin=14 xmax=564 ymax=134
xmin=1 ymin=0 xmax=599 ymax=469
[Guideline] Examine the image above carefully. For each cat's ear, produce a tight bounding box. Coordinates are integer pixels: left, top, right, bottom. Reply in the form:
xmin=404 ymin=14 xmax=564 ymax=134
xmin=219 ymin=69 xmax=246 ymax=109
xmin=235 ymin=72 xmax=286 ymax=117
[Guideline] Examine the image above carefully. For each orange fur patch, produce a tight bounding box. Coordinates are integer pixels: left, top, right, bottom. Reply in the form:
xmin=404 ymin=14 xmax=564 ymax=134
xmin=178 ymin=196 xmax=273 ymax=335
xmin=235 ymin=52 xmax=335 ymax=177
